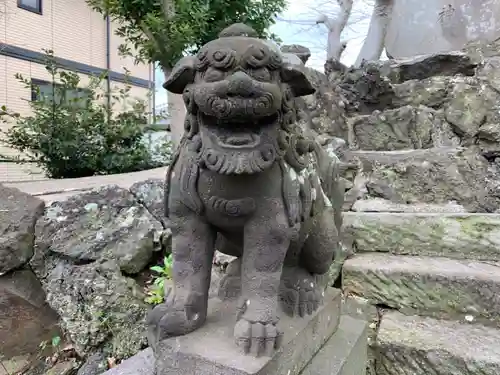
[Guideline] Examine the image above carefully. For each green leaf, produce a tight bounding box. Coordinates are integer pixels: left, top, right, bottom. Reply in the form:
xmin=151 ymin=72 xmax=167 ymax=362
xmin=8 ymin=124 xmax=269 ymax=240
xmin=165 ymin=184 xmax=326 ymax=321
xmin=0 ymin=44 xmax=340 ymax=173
xmin=150 ymin=265 xmax=165 ymax=274
xmin=51 ymin=335 xmax=61 ymax=347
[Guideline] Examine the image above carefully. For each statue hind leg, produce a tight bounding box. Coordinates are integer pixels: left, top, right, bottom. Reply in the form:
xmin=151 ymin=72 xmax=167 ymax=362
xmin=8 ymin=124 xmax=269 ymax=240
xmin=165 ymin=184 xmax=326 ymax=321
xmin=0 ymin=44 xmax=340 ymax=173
xmin=216 ymin=235 xmax=243 ymax=301
xmin=279 ymin=207 xmax=341 ymax=317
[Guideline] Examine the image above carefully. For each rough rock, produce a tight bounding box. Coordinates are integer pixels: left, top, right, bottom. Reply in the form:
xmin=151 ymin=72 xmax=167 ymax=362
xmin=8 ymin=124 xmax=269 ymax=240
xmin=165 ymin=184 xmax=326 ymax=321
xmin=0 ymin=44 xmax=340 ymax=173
xmin=296 ymin=67 xmax=349 ymax=139
xmin=375 ymin=311 xmax=500 ymax=375
xmin=0 ymin=184 xmax=45 ymax=274
xmin=344 ymin=212 xmax=500 ymax=260
xmin=129 ymin=178 xmax=170 ymax=248
xmin=343 ymin=253 xmax=500 ymax=326
xmin=32 ymin=185 xmax=158 ymax=276
xmin=27 ymin=185 xmax=161 ymax=361
xmin=129 ymin=178 xmax=166 ymax=228
xmin=379 ymin=52 xmax=477 ymax=83
xmin=344 ymin=148 xmax=500 ymax=212
xmin=40 ymin=260 xmax=148 ymax=359
xmin=392 ymin=76 xmax=451 ymax=109
xmin=339 ymin=63 xmax=396 ymax=115
xmin=280 ymin=44 xmax=311 ymax=64
xmin=349 ymin=105 xmax=435 ymax=151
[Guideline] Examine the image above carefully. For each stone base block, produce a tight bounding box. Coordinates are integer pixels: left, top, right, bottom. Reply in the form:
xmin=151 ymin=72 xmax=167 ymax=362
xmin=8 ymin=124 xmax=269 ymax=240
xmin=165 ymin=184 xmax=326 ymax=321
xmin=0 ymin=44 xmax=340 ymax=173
xmin=154 ymin=288 xmax=341 ymax=375
xmin=301 ymin=316 xmax=368 ymax=375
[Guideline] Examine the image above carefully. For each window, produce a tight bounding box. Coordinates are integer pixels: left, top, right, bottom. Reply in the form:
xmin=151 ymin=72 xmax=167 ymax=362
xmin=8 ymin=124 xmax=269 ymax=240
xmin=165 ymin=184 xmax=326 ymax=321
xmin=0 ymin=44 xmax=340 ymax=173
xmin=17 ymin=0 xmax=42 ymax=14
xmin=31 ymin=79 xmax=91 ymax=108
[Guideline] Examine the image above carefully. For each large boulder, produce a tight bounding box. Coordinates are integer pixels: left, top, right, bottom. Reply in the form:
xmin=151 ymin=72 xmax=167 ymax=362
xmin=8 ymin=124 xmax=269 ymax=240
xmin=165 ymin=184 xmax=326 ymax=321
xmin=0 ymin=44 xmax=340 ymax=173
xmin=0 ymin=184 xmax=45 ymax=274
xmin=42 ymin=260 xmax=149 ymax=359
xmin=32 ymin=185 xmax=159 ymax=277
xmin=30 ymin=185 xmax=161 ymax=360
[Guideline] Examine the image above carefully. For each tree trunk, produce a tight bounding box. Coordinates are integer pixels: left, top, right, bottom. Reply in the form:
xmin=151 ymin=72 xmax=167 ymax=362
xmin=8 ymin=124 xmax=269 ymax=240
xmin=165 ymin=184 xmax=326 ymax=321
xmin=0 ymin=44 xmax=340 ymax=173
xmin=162 ymin=67 xmax=186 ymax=150
xmin=316 ymin=0 xmax=353 ymax=61
xmin=354 ymin=0 xmax=394 ymax=67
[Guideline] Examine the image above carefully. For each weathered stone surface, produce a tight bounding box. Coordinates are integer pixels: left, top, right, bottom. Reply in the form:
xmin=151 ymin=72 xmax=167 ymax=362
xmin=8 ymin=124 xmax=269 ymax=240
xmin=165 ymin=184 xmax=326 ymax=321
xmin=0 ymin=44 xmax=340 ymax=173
xmin=444 ymin=80 xmax=489 ymax=139
xmin=24 ymin=185 xmax=162 ymax=362
xmin=101 ymin=348 xmax=154 ymax=375
xmin=301 ymin=316 xmax=367 ymax=375
xmin=154 ymin=289 xmax=341 ymax=375
xmin=380 ymin=52 xmax=477 ymax=83
xmin=129 ymin=178 xmax=166 ymax=228
xmin=392 ymin=77 xmax=451 ymax=109
xmin=349 ymin=105 xmax=434 ymax=151
xmin=339 ymin=64 xmax=396 ymax=116
xmin=296 ymin=67 xmax=348 ymax=139
xmin=0 ymin=184 xmax=45 ymax=274
xmin=351 ymin=199 xmax=466 ymax=213
xmin=344 ymin=213 xmax=500 ymax=260
xmin=76 ymin=351 xmax=108 ymax=375
xmin=32 ymin=185 xmax=157 ymax=276
xmin=280 ymin=44 xmax=311 ymax=64
xmin=343 ymin=253 xmax=500 ymax=326
xmin=375 ymin=311 xmax=500 ymax=375
xmin=0 ymin=267 xmax=60 ymax=358
xmin=38 ymin=260 xmax=148 ymax=360
xmin=344 ymin=148 xmax=500 ymax=212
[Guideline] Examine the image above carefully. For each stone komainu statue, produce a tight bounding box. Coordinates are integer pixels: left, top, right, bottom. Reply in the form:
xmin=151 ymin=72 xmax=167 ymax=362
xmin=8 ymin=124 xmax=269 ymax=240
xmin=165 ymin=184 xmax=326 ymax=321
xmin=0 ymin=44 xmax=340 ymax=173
xmin=147 ymin=23 xmax=344 ymax=356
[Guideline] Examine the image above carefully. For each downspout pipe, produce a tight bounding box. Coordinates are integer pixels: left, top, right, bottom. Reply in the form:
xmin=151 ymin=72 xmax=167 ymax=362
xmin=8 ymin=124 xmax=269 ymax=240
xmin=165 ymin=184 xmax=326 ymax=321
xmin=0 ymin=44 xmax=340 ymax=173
xmin=105 ymin=14 xmax=111 ymax=116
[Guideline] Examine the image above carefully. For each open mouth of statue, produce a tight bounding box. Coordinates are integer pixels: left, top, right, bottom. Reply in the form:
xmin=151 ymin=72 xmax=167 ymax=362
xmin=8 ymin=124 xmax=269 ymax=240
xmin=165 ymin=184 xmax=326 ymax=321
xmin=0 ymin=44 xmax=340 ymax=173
xmin=200 ymin=112 xmax=278 ymax=148
xmin=218 ymin=132 xmax=260 ymax=148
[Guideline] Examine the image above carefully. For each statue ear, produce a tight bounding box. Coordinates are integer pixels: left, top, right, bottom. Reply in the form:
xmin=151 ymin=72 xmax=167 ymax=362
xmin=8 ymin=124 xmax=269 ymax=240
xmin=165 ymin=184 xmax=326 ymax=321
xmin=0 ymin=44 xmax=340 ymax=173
xmin=163 ymin=56 xmax=196 ymax=94
xmin=280 ymin=63 xmax=316 ymax=97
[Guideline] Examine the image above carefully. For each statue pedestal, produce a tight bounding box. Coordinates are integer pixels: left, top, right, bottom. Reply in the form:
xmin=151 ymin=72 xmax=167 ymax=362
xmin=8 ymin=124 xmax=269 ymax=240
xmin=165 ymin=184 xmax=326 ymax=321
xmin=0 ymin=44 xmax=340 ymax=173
xmin=154 ymin=288 xmax=342 ymax=375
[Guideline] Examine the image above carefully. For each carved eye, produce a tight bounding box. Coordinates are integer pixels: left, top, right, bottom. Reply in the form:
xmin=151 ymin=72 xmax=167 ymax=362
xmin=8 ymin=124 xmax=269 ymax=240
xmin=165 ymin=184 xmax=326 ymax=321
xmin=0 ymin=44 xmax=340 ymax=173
xmin=248 ymin=68 xmax=272 ymax=82
xmin=243 ymin=44 xmax=269 ymax=68
xmin=203 ymin=67 xmax=225 ymax=82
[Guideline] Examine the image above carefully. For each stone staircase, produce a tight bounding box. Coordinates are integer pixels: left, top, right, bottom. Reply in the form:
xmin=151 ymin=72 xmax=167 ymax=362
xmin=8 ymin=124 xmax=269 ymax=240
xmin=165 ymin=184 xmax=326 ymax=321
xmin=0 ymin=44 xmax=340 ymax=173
xmin=343 ymin=211 xmax=500 ymax=374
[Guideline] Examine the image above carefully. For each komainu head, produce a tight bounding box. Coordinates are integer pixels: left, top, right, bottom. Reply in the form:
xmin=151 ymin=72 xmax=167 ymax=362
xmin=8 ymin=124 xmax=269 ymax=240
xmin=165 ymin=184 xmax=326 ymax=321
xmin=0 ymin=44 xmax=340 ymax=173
xmin=164 ymin=23 xmax=315 ymax=175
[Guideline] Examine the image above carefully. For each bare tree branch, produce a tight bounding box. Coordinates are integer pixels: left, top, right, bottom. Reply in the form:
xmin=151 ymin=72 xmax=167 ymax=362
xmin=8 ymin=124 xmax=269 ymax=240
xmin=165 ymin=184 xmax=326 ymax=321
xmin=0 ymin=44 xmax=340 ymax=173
xmin=316 ymin=0 xmax=354 ymax=60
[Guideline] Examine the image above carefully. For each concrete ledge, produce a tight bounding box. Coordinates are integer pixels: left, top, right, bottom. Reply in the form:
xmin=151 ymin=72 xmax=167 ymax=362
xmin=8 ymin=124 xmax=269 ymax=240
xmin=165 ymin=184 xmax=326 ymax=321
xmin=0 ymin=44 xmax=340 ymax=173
xmin=301 ymin=316 xmax=368 ymax=375
xmin=3 ymin=167 xmax=166 ymax=202
xmin=102 ymin=348 xmax=155 ymax=375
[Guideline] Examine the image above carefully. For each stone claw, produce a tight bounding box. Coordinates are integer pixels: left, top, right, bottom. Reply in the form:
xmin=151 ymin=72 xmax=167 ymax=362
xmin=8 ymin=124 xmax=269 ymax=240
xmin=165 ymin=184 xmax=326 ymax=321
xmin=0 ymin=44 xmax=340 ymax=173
xmin=234 ymin=318 xmax=283 ymax=357
xmin=279 ymin=266 xmax=324 ymax=317
xmin=146 ymin=297 xmax=207 ymax=348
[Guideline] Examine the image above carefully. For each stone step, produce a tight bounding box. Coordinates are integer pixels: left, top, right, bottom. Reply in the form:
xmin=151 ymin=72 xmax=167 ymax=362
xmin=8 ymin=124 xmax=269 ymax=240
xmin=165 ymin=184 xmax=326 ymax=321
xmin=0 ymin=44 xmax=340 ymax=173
xmin=342 ymin=253 xmax=500 ymax=325
xmin=343 ymin=212 xmax=500 ymax=261
xmin=301 ymin=316 xmax=368 ymax=375
xmin=374 ymin=311 xmax=500 ymax=375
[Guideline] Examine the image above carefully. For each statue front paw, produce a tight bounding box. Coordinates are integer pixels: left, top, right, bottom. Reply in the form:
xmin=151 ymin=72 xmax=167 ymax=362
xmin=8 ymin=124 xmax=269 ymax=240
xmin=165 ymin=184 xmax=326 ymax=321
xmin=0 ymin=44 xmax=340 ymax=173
xmin=146 ymin=297 xmax=207 ymax=348
xmin=234 ymin=317 xmax=283 ymax=357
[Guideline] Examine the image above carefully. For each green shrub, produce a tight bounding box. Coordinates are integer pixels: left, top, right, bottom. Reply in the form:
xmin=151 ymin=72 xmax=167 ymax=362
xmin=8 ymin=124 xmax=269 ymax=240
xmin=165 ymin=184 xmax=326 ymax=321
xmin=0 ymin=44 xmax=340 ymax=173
xmin=0 ymin=50 xmax=171 ymax=179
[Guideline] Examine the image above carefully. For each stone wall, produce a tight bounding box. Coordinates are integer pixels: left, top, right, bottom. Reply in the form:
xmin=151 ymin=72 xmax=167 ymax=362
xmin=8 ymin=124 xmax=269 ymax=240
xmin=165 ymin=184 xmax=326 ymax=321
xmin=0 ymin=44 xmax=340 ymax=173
xmin=305 ymin=40 xmax=500 ymax=374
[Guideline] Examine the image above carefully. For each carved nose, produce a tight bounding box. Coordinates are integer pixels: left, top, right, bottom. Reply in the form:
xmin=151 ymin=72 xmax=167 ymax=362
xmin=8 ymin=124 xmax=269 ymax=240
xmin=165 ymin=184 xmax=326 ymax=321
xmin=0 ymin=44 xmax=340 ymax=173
xmin=227 ymin=71 xmax=254 ymax=97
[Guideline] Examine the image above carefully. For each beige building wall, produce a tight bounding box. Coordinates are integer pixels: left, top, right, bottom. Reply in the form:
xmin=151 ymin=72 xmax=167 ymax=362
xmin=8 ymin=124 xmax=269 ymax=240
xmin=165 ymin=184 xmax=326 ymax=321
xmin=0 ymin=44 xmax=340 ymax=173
xmin=0 ymin=0 xmax=154 ymax=182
